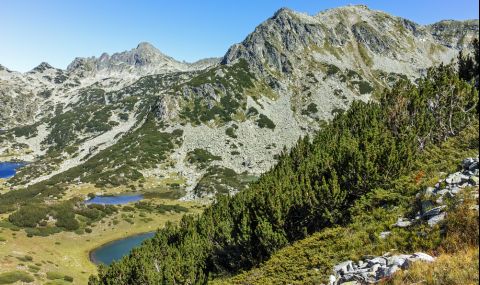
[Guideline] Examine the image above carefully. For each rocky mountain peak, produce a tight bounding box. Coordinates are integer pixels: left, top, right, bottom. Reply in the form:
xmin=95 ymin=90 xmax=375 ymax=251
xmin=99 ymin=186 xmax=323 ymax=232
xmin=272 ymin=7 xmax=294 ymax=18
xmin=108 ymin=41 xmax=172 ymax=67
xmin=65 ymin=42 xmax=192 ymax=77
xmin=66 ymin=57 xmax=95 ymax=73
xmin=0 ymin=64 xmax=11 ymax=73
xmin=136 ymin=41 xmax=157 ymax=51
xmin=222 ymin=5 xmax=478 ymax=76
xmin=98 ymin=52 xmax=110 ymax=62
xmin=428 ymin=19 xmax=479 ymax=48
xmin=30 ymin=62 xmax=55 ymax=73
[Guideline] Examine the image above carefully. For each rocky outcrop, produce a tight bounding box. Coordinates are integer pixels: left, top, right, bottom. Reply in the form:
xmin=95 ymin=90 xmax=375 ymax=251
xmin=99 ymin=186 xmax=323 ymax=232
xmin=428 ymin=20 xmax=479 ymax=49
xmin=330 ymin=252 xmax=435 ymax=284
xmin=30 ymin=62 xmax=55 ymax=73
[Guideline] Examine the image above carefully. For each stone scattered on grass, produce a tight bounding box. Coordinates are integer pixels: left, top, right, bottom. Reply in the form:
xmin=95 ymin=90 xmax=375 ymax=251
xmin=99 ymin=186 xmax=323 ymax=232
xmin=330 ymin=156 xmax=479 ymax=285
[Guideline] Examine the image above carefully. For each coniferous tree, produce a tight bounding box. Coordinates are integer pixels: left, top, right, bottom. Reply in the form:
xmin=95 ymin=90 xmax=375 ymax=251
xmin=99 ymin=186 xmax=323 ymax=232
xmin=458 ymin=50 xmax=475 ymax=82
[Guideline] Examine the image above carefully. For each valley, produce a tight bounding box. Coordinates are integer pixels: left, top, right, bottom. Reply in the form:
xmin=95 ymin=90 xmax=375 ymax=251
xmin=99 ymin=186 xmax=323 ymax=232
xmin=0 ymin=196 xmax=202 ymax=284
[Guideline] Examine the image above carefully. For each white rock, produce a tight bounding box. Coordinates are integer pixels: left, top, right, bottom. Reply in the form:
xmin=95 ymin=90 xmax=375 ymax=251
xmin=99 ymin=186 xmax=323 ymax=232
xmin=387 ymin=264 xmax=400 ymax=275
xmin=427 ymin=212 xmax=446 ymax=226
xmin=379 ymin=231 xmax=391 ymax=239
xmin=394 ymin=218 xmax=412 ymax=228
xmin=446 ymin=172 xmax=462 ymax=184
xmin=368 ymin=257 xmax=387 ymax=266
xmin=334 ymin=260 xmax=353 ymax=274
xmin=387 ymin=255 xmax=411 ymax=268
xmin=328 ymin=274 xmax=336 ymax=285
xmin=409 ymin=252 xmax=435 ymax=263
xmin=422 ymin=205 xmax=446 ymax=218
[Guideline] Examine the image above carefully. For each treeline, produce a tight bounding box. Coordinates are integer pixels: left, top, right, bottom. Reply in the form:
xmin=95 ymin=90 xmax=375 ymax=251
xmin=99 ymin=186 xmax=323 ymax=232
xmin=90 ymin=61 xmax=478 ymax=284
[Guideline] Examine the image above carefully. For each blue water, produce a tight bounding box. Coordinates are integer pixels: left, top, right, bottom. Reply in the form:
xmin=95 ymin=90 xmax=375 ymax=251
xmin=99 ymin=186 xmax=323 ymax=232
xmin=0 ymin=162 xmax=26 ymax=179
xmin=85 ymin=194 xmax=143 ymax=205
xmin=90 ymin=232 xmax=155 ymax=265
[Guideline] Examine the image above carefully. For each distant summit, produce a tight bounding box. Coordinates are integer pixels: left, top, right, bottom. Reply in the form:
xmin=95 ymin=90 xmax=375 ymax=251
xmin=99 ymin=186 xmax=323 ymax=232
xmin=64 ymin=41 xmax=216 ymax=77
xmin=30 ymin=62 xmax=55 ymax=73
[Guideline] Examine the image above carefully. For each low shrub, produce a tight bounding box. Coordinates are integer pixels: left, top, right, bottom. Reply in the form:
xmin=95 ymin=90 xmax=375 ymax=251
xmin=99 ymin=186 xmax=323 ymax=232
xmin=256 ymin=114 xmax=275 ymax=129
xmin=16 ymin=255 xmax=33 ymax=262
xmin=0 ymin=271 xmax=34 ymax=284
xmin=46 ymin=271 xmax=65 ymax=280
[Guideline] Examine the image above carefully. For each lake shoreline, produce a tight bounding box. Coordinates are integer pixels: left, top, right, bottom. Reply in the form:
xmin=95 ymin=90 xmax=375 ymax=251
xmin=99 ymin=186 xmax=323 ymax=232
xmin=88 ymin=230 xmax=156 ymax=265
xmin=85 ymin=194 xmax=144 ymax=205
xmin=0 ymin=161 xmax=28 ymax=179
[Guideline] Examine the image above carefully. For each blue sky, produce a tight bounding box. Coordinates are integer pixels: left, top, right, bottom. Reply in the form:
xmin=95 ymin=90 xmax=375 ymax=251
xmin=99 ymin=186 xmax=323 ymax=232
xmin=1 ymin=0 xmax=478 ymax=72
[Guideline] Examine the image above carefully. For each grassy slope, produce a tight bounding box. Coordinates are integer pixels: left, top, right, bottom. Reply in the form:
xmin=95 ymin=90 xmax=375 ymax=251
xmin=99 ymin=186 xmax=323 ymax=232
xmin=388 ymin=198 xmax=479 ymax=285
xmin=0 ymin=199 xmax=202 ymax=285
xmin=212 ymin=122 xmax=479 ymax=285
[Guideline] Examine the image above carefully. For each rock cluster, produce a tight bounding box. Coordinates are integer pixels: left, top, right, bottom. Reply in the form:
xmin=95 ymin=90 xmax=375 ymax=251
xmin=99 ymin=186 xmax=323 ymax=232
xmin=394 ymin=156 xmax=479 ymax=228
xmin=330 ymin=252 xmax=435 ymax=284
xmin=330 ymin=157 xmax=479 ymax=284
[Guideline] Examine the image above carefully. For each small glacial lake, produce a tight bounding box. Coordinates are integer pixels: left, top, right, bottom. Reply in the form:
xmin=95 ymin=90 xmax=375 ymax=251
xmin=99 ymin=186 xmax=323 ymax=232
xmin=90 ymin=232 xmax=155 ymax=265
xmin=0 ymin=162 xmax=26 ymax=179
xmin=85 ymin=194 xmax=143 ymax=205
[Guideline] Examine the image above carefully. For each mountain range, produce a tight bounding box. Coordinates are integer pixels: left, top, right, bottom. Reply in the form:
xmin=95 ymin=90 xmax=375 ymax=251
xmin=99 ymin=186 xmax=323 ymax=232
xmin=0 ymin=5 xmax=478 ymax=200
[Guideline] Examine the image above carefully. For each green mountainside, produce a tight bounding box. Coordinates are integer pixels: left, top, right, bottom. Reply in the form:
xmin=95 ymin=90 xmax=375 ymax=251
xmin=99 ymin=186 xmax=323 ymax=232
xmin=89 ymin=60 xmax=479 ymax=284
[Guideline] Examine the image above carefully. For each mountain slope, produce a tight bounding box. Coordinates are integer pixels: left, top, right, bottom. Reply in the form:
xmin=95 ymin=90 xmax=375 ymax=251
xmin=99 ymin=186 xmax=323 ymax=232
xmin=212 ymin=124 xmax=479 ymax=285
xmin=89 ymin=61 xmax=479 ymax=284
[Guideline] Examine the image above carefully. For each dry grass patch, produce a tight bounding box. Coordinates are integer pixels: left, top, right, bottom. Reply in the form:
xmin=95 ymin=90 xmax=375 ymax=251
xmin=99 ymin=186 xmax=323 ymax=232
xmin=387 ymin=247 xmax=479 ymax=285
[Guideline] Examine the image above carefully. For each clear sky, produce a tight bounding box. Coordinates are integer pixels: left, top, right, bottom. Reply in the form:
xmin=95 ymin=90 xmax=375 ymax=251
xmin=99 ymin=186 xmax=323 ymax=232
xmin=1 ymin=0 xmax=478 ymax=72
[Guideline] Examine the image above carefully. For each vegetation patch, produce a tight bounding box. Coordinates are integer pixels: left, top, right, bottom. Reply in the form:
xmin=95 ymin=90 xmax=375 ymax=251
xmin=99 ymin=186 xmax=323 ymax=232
xmin=325 ymin=63 xmax=341 ymax=76
xmin=12 ymin=124 xmax=39 ymax=138
xmin=177 ymin=59 xmax=256 ymax=125
xmin=357 ymin=42 xmax=373 ymax=67
xmin=3 ymin=196 xmax=118 ymax=236
xmin=194 ymin=166 xmax=253 ymax=197
xmin=186 ymin=148 xmax=221 ymax=169
xmin=246 ymin=106 xmax=259 ymax=117
xmin=301 ymin=103 xmax=318 ymax=116
xmin=0 ymin=271 xmax=34 ymax=284
xmin=256 ymin=114 xmax=275 ymax=129
xmin=46 ymin=271 xmax=67 ymax=280
xmin=134 ymin=202 xmax=189 ymax=214
xmin=27 ymin=264 xmax=40 ymax=273
xmin=225 ymin=124 xmax=238 ymax=138
xmin=351 ymin=80 xmax=374 ymax=94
